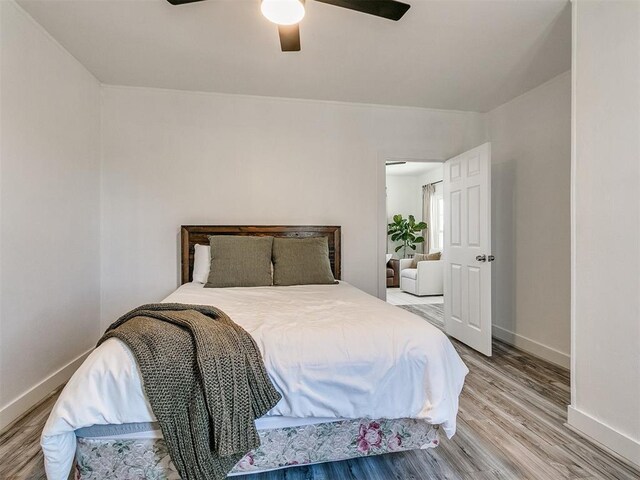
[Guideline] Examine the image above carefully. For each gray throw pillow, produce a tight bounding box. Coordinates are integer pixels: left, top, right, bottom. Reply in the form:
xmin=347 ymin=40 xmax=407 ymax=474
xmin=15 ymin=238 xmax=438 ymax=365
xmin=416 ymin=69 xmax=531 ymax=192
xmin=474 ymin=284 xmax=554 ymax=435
xmin=272 ymin=237 xmax=337 ymax=286
xmin=205 ymin=236 xmax=273 ymax=288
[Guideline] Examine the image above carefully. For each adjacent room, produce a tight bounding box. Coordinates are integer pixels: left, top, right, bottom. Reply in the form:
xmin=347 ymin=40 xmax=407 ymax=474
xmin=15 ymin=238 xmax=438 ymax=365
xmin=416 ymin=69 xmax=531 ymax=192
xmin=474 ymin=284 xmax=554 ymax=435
xmin=1 ymin=0 xmax=638 ymax=479
xmin=385 ymin=161 xmax=445 ymax=306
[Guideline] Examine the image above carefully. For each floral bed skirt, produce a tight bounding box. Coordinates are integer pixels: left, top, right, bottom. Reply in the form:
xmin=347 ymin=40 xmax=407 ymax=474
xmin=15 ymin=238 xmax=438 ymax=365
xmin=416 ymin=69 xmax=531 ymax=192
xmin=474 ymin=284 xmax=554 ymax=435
xmin=75 ymin=418 xmax=440 ymax=479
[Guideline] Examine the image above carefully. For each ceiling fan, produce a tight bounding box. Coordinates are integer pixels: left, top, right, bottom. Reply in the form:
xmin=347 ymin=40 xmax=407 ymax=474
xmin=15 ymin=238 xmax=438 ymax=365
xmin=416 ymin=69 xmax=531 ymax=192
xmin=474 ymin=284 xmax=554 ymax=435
xmin=166 ymin=0 xmax=411 ymax=52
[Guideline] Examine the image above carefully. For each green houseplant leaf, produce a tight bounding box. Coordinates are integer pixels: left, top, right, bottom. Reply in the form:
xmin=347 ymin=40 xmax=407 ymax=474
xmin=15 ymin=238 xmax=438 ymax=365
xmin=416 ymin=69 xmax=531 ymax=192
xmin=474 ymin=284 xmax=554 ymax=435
xmin=387 ymin=214 xmax=428 ymax=258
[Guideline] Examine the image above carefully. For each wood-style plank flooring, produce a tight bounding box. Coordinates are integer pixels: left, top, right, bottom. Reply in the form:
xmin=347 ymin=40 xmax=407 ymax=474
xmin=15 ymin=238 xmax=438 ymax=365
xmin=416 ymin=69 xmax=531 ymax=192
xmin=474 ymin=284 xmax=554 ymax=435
xmin=385 ymin=288 xmax=444 ymax=306
xmin=1 ymin=305 xmax=638 ymax=480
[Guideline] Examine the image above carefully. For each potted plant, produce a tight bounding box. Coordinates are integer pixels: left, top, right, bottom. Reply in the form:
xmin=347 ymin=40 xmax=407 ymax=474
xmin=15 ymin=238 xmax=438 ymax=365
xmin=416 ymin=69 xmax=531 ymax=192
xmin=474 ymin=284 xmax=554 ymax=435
xmin=387 ymin=214 xmax=428 ymax=258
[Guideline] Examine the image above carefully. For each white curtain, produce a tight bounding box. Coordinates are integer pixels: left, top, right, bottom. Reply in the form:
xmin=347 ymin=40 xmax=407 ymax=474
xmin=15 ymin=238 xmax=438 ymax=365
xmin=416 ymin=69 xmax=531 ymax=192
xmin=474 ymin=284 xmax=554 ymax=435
xmin=422 ymin=183 xmax=436 ymax=254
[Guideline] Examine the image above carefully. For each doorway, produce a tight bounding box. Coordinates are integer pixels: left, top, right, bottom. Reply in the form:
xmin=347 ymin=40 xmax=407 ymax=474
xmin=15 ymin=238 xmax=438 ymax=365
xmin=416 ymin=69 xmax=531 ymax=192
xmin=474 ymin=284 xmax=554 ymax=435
xmin=382 ymin=143 xmax=494 ymax=357
xmin=385 ymin=161 xmax=445 ymax=307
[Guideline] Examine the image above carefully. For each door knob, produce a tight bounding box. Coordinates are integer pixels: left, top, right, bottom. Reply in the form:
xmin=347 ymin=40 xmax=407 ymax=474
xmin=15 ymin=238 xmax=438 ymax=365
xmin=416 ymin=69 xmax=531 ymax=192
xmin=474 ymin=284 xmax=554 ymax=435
xmin=488 ymin=255 xmax=495 ymax=262
xmin=476 ymin=255 xmax=487 ymax=262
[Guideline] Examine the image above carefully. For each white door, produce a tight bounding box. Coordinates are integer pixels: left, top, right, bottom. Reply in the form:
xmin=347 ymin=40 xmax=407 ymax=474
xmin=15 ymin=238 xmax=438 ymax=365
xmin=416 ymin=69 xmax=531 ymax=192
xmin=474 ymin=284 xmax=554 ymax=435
xmin=443 ymin=143 xmax=492 ymax=356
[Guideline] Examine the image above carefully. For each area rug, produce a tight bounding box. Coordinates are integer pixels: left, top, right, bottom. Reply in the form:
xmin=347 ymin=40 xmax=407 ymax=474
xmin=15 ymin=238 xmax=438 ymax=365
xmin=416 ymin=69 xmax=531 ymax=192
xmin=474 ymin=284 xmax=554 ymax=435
xmin=397 ymin=303 xmax=444 ymax=329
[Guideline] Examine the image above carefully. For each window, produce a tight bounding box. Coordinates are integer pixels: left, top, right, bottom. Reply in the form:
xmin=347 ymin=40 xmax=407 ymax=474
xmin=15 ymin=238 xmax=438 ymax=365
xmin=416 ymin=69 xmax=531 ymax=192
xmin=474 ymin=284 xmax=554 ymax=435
xmin=430 ymin=185 xmax=444 ymax=252
xmin=437 ymin=196 xmax=444 ymax=250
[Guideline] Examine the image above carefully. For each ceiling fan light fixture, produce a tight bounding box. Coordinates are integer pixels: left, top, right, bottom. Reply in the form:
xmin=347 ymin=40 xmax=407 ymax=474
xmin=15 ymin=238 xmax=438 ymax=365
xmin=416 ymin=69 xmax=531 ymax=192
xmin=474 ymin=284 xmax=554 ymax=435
xmin=261 ymin=0 xmax=305 ymax=26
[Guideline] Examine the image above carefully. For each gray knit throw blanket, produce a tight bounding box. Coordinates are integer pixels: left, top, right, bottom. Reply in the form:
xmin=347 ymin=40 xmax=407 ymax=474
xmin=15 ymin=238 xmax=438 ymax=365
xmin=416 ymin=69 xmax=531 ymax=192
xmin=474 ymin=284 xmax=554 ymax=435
xmin=97 ymin=303 xmax=282 ymax=480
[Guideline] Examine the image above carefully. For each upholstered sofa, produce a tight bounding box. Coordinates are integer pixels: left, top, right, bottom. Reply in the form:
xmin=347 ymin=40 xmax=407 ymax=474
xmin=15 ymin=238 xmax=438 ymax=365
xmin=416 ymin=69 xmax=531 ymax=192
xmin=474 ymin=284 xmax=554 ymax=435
xmin=386 ymin=258 xmax=400 ymax=288
xmin=399 ymin=257 xmax=444 ymax=296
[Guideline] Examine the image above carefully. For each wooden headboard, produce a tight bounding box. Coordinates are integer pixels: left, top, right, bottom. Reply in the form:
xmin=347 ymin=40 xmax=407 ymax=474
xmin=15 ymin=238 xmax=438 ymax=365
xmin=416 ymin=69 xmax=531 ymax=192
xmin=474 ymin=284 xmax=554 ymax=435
xmin=180 ymin=225 xmax=341 ymax=284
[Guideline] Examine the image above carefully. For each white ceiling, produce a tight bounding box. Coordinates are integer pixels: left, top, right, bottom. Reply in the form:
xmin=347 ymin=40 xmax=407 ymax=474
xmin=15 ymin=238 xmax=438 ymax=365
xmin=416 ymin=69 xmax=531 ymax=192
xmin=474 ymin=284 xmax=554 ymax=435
xmin=18 ymin=0 xmax=571 ymax=112
xmin=386 ymin=161 xmax=441 ymax=176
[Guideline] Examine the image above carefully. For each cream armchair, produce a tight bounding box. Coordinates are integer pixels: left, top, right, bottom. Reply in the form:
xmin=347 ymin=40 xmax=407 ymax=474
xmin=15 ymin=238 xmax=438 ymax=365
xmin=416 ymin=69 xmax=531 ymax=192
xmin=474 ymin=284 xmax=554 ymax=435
xmin=399 ymin=258 xmax=444 ymax=296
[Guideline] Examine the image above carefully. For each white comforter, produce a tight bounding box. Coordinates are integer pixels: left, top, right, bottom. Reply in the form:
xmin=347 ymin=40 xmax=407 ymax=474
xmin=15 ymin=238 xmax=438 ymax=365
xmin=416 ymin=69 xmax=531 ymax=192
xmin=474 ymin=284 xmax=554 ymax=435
xmin=41 ymin=282 xmax=468 ymax=479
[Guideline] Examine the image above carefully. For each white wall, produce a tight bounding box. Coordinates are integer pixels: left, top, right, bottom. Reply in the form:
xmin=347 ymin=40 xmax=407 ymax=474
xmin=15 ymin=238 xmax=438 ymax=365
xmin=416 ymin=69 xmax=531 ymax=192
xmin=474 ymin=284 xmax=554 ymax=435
xmin=386 ymin=176 xmax=422 ymax=225
xmin=101 ymin=86 xmax=486 ymax=326
xmin=0 ymin=2 xmax=101 ymax=428
xmin=386 ymin=175 xmax=422 ymax=255
xmin=386 ymin=165 xmax=445 ymax=256
xmin=569 ymin=0 xmax=640 ymax=466
xmin=487 ymin=72 xmax=571 ymax=368
xmin=417 ymin=167 xmax=444 ymax=188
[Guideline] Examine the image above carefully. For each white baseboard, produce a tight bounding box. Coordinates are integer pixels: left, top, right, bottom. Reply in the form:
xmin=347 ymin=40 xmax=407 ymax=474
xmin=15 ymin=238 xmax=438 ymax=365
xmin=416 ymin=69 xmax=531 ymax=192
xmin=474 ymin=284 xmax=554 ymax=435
xmin=492 ymin=325 xmax=570 ymax=369
xmin=0 ymin=348 xmax=92 ymax=432
xmin=567 ymin=405 xmax=640 ymax=470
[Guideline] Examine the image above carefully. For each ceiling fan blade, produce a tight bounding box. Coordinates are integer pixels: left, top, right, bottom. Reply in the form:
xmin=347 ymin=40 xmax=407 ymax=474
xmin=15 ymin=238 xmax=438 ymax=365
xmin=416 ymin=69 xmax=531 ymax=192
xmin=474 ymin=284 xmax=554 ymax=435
xmin=278 ymin=24 xmax=301 ymax=52
xmin=314 ymin=0 xmax=410 ymax=21
xmin=166 ymin=0 xmax=207 ymax=5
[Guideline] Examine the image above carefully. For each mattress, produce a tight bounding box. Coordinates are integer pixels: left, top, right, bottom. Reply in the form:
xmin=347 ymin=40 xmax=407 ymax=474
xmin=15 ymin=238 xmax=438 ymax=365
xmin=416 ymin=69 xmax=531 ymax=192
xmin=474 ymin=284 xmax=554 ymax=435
xmin=74 ymin=417 xmax=344 ymax=440
xmin=41 ymin=281 xmax=468 ymax=480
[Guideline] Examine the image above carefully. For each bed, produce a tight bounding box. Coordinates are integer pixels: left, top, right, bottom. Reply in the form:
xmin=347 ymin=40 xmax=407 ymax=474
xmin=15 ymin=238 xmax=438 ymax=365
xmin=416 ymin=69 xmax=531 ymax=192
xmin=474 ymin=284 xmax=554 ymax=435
xmin=41 ymin=225 xmax=468 ymax=479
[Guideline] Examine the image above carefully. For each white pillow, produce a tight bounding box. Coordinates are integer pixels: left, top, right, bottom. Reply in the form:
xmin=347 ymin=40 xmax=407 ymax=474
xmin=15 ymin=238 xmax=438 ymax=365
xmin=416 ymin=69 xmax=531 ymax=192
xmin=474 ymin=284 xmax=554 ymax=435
xmin=192 ymin=244 xmax=211 ymax=284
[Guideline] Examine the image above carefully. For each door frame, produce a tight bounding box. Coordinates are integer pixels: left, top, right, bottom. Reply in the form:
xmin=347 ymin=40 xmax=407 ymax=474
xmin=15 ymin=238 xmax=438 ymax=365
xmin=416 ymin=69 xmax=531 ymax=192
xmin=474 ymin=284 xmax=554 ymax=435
xmin=377 ymin=150 xmax=446 ymax=301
